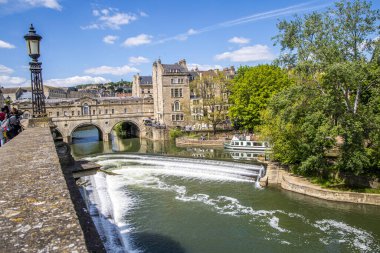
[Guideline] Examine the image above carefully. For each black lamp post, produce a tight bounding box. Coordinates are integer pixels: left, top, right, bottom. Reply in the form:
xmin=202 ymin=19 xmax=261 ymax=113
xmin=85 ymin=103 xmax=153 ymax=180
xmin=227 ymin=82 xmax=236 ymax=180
xmin=24 ymin=24 xmax=46 ymax=117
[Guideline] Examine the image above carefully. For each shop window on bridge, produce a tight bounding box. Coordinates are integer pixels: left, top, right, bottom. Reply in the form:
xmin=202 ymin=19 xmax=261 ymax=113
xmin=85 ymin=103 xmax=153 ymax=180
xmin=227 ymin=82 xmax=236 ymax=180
xmin=83 ymin=103 xmax=90 ymax=116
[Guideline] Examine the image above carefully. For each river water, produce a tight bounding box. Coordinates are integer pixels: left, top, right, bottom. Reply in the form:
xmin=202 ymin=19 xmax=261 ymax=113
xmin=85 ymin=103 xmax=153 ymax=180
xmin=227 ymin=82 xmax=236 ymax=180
xmin=71 ymin=128 xmax=380 ymax=253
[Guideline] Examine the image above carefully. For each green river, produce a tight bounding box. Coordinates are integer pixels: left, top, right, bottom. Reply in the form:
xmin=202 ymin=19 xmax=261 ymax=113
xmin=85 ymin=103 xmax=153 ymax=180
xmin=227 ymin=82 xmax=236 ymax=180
xmin=71 ymin=127 xmax=380 ymax=253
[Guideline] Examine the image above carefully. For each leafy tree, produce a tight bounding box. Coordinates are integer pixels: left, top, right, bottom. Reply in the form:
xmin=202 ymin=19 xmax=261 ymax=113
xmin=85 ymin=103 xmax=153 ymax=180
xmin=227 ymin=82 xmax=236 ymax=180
xmin=229 ymin=65 xmax=293 ymax=131
xmin=191 ymin=71 xmax=231 ymax=135
xmin=266 ymin=0 xmax=380 ymax=177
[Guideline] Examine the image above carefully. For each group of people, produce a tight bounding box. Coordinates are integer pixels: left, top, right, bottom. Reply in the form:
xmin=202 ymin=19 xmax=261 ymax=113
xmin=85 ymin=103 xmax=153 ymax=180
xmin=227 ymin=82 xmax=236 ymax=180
xmin=0 ymin=105 xmax=23 ymax=146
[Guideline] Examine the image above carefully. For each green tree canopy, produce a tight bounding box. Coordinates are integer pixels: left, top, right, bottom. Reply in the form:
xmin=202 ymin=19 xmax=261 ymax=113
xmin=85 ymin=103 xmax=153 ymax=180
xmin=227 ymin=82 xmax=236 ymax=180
xmin=229 ymin=65 xmax=293 ymax=131
xmin=264 ymin=0 xmax=380 ymax=177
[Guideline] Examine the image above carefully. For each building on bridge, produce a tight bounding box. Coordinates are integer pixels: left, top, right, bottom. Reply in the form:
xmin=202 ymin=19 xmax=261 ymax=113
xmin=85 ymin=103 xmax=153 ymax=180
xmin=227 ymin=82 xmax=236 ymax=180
xmin=14 ymin=96 xmax=154 ymax=143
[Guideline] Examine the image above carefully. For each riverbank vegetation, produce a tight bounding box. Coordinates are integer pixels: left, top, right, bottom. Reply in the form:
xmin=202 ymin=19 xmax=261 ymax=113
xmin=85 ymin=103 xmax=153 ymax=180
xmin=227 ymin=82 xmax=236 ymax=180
xmin=230 ymin=0 xmax=380 ymax=186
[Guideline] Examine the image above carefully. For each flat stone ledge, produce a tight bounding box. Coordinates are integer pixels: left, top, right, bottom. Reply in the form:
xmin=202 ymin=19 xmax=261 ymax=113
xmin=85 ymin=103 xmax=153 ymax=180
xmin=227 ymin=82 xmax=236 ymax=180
xmin=0 ymin=127 xmax=88 ymax=252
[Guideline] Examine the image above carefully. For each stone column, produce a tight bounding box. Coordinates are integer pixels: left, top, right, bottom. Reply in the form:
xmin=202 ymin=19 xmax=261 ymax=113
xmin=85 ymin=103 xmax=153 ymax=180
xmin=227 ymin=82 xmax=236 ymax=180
xmin=63 ymin=135 xmax=72 ymax=144
xmin=102 ymin=132 xmax=110 ymax=142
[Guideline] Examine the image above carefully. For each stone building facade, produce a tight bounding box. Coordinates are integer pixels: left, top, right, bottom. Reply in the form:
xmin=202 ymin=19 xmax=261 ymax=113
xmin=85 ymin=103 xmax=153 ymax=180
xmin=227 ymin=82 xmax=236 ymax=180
xmin=14 ymin=96 xmax=154 ymax=142
xmin=152 ymin=59 xmax=191 ymax=127
xmin=132 ymin=74 xmax=153 ymax=98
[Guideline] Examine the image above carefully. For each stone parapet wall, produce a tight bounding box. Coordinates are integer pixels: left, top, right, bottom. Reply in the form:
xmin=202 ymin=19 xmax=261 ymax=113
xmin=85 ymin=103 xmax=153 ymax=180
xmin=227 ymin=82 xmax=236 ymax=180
xmin=0 ymin=126 xmax=90 ymax=252
xmin=265 ymin=163 xmax=380 ymax=206
xmin=176 ymin=137 xmax=225 ymax=147
xmin=281 ymin=173 xmax=380 ymax=206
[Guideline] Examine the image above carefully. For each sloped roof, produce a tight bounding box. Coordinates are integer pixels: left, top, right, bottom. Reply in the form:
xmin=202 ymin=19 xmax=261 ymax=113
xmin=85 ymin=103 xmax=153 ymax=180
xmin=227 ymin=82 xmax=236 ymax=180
xmin=139 ymin=76 xmax=152 ymax=85
xmin=162 ymin=63 xmax=189 ymax=73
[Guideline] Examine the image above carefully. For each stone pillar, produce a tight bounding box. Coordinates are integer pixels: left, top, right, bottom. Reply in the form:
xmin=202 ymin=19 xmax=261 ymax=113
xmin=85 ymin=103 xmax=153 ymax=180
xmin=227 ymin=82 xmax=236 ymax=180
xmin=63 ymin=135 xmax=72 ymax=144
xmin=152 ymin=128 xmax=169 ymax=141
xmin=103 ymin=132 xmax=110 ymax=142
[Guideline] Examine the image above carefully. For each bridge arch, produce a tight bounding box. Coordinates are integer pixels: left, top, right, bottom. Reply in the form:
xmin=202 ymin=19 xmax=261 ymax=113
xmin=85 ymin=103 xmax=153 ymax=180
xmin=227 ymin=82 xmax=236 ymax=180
xmin=110 ymin=119 xmax=141 ymax=139
xmin=69 ymin=122 xmax=106 ymax=144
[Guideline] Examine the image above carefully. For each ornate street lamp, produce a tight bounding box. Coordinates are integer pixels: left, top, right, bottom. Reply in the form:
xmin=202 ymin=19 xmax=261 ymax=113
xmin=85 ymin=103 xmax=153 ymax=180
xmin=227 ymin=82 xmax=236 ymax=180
xmin=24 ymin=24 xmax=46 ymax=117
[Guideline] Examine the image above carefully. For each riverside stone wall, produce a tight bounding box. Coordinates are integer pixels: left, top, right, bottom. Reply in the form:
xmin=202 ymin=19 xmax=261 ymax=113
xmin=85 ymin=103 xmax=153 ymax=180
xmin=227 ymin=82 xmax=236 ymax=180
xmin=264 ymin=163 xmax=380 ymax=206
xmin=281 ymin=173 xmax=380 ymax=206
xmin=176 ymin=137 xmax=225 ymax=147
xmin=0 ymin=126 xmax=90 ymax=252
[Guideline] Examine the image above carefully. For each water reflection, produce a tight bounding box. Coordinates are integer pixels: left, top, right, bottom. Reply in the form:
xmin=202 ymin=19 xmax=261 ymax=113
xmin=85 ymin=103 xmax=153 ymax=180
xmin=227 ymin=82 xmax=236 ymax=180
xmin=70 ymin=126 xmax=264 ymax=164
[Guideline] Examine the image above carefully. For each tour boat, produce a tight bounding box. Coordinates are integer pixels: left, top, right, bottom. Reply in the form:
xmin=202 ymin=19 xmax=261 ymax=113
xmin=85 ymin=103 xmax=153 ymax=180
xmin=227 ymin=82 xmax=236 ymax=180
xmin=224 ymin=136 xmax=270 ymax=152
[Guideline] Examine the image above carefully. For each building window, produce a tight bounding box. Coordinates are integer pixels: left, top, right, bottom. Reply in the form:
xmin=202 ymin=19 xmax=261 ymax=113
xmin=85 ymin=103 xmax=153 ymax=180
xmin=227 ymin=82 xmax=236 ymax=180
xmin=105 ymin=109 xmax=108 ymax=114
xmin=112 ymin=109 xmax=114 ymax=114
xmin=72 ymin=111 xmax=74 ymax=116
xmin=78 ymin=111 xmax=80 ymax=116
xmin=124 ymin=108 xmax=127 ymax=113
xmin=172 ymin=114 xmax=184 ymax=121
xmin=171 ymin=88 xmax=183 ymax=98
xmin=171 ymin=78 xmax=185 ymax=84
xmin=49 ymin=112 xmax=52 ymax=117
xmin=172 ymin=101 xmax=181 ymax=111
xmin=83 ymin=103 xmax=89 ymax=115
xmin=99 ymin=110 xmax=101 ymax=115
xmin=93 ymin=110 xmax=95 ymax=115
xmin=57 ymin=111 xmax=59 ymax=117
xmin=141 ymin=89 xmax=144 ymax=94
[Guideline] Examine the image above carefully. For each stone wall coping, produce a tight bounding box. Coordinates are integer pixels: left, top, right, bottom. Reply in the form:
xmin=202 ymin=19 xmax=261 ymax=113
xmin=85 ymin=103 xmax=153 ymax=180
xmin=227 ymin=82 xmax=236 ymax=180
xmin=0 ymin=127 xmax=89 ymax=252
xmin=280 ymin=172 xmax=380 ymax=206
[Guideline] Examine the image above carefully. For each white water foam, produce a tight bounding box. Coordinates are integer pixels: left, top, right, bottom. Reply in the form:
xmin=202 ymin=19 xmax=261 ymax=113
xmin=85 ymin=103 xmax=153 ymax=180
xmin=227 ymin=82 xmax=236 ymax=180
xmin=85 ymin=154 xmax=380 ymax=253
xmin=85 ymin=172 xmax=141 ymax=253
xmin=313 ymin=219 xmax=380 ymax=252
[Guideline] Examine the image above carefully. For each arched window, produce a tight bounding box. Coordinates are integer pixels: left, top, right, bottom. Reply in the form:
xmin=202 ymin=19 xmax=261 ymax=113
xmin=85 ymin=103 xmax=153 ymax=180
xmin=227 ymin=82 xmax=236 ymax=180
xmin=173 ymin=101 xmax=180 ymax=111
xmin=83 ymin=103 xmax=89 ymax=115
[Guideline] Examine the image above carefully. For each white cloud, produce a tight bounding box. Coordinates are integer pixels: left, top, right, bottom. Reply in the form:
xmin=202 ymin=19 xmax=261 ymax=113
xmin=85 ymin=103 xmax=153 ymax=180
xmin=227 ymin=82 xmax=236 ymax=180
xmin=103 ymin=35 xmax=118 ymax=44
xmin=215 ymin=45 xmax=275 ymax=62
xmin=82 ymin=8 xmax=137 ymax=30
xmin=139 ymin=11 xmax=148 ymax=17
xmin=0 ymin=40 xmax=15 ymax=49
xmin=44 ymin=76 xmax=110 ymax=87
xmin=128 ymin=56 xmax=149 ymax=65
xmin=0 ymin=65 xmax=14 ymax=74
xmin=228 ymin=36 xmax=250 ymax=44
xmin=84 ymin=65 xmax=139 ymax=76
xmin=187 ymin=63 xmax=223 ymax=71
xmin=0 ymin=75 xmax=27 ymax=87
xmin=122 ymin=34 xmax=152 ymax=47
xmin=187 ymin=29 xmax=198 ymax=35
xmin=24 ymin=0 xmax=62 ymax=11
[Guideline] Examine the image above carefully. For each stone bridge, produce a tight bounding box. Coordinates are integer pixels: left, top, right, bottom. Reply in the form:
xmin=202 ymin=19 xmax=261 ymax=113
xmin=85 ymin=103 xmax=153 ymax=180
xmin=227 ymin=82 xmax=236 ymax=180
xmin=53 ymin=112 xmax=150 ymax=143
xmin=14 ymin=96 xmax=164 ymax=143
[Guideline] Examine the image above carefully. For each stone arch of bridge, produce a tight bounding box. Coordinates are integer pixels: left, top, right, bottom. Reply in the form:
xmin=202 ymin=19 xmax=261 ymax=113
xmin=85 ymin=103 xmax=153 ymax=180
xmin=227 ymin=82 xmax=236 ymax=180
xmin=110 ymin=119 xmax=142 ymax=139
xmin=68 ymin=122 xmax=106 ymax=143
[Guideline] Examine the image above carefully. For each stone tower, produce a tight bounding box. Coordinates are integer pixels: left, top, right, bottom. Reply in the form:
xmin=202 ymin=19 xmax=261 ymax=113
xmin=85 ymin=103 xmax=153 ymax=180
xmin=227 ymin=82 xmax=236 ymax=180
xmin=152 ymin=59 xmax=190 ymax=127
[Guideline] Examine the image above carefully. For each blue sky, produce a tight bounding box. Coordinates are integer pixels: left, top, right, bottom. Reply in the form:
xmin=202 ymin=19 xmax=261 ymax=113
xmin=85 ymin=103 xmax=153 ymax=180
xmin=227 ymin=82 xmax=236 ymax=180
xmin=0 ymin=0 xmax=378 ymax=87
